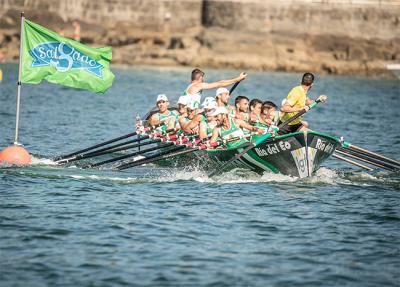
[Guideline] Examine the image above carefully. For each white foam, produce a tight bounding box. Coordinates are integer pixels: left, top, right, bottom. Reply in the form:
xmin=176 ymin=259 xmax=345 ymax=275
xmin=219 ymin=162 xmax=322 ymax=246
xmin=149 ymin=168 xmax=297 ymax=184
xmin=30 ymin=155 xmax=58 ymax=166
xmin=70 ymin=174 xmax=140 ymax=183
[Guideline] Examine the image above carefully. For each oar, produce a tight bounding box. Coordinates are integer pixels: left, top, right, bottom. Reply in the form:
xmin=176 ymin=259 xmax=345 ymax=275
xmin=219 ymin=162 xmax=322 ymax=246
xmin=115 ymin=139 xmax=217 ymax=171
xmin=58 ymin=138 xmax=162 ymax=165
xmin=336 ymin=149 xmax=398 ymax=172
xmin=207 ymin=99 xmax=323 ymax=177
xmin=85 ymin=142 xmax=175 ymax=168
xmin=54 ymin=130 xmax=144 ymax=161
xmin=116 ymin=145 xmax=187 ymax=170
xmin=230 ymin=79 xmax=242 ymax=94
xmin=332 ymin=153 xmax=374 ymax=171
xmin=56 ymin=127 xmax=175 ymax=164
xmin=86 ymin=133 xmax=190 ymax=168
xmin=341 ymin=141 xmax=399 ymax=168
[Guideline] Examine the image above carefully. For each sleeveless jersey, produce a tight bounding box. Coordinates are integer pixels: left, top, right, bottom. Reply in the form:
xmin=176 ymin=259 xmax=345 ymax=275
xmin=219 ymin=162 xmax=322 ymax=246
xmin=182 ymin=83 xmax=202 ymax=107
xmin=218 ymin=117 xmax=247 ymax=149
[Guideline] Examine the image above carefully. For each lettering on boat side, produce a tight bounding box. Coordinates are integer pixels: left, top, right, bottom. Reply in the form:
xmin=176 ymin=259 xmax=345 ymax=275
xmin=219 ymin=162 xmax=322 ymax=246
xmin=315 ymin=139 xmax=335 ymax=154
xmin=254 ymin=141 xmax=291 ymax=157
xmin=29 ymin=42 xmax=104 ymax=78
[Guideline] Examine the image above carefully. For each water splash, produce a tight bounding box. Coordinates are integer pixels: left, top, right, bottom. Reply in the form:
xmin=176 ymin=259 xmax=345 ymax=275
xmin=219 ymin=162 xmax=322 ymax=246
xmin=31 ymin=155 xmax=58 ymax=166
xmin=2 ymin=156 xmax=399 ymax=189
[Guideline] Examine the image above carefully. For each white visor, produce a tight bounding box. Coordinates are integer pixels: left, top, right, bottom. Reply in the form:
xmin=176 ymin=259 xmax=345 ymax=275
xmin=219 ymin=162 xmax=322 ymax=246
xmin=216 ymin=87 xmax=229 ymax=97
xmin=211 ymin=106 xmax=228 ymax=116
xmin=157 ymin=94 xmax=168 ymax=102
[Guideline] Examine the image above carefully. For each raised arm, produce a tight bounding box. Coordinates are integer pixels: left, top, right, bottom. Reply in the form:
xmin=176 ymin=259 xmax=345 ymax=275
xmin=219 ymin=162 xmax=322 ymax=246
xmin=198 ymin=72 xmax=247 ymax=91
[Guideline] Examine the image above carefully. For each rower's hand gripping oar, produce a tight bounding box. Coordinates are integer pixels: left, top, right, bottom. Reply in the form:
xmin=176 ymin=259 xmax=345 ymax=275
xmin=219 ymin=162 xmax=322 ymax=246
xmin=207 ymin=98 xmax=325 ymax=177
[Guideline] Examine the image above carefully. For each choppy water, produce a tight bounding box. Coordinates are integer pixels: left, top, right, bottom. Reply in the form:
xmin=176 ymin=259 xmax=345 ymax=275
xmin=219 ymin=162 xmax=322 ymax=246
xmin=0 ymin=64 xmax=399 ymax=286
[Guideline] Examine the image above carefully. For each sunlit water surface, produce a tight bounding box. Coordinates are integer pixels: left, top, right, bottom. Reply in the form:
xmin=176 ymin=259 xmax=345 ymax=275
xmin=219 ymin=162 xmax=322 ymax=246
xmin=1 ymin=64 xmax=399 ymax=286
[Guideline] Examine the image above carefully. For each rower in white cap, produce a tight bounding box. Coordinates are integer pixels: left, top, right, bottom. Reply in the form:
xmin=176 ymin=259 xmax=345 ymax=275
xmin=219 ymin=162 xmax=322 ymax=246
xmin=215 ymin=87 xmax=234 ymax=111
xmin=182 ymin=68 xmax=247 ymax=106
xmin=148 ymin=94 xmax=176 ymax=130
xmin=199 ymin=97 xmax=218 ymax=140
xmin=179 ymin=98 xmax=200 ymax=133
xmin=184 ymin=96 xmax=217 ymax=136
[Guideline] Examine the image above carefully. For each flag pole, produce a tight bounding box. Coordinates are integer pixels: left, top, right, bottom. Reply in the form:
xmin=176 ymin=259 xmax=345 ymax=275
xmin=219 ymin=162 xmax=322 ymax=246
xmin=14 ymin=11 xmax=25 ymax=145
xmin=0 ymin=11 xmax=31 ymax=165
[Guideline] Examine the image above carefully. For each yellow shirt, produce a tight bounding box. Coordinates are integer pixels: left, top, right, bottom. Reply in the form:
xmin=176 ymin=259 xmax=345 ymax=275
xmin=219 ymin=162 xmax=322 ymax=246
xmin=280 ymin=85 xmax=307 ymax=125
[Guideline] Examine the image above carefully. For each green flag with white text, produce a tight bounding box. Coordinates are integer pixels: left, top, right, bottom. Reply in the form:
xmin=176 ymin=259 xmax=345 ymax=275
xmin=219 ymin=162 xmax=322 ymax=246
xmin=21 ymin=19 xmax=115 ymax=93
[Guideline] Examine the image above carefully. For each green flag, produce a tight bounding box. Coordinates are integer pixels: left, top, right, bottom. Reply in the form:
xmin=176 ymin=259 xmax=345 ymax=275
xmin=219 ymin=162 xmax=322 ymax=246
xmin=21 ymin=19 xmax=115 ymax=93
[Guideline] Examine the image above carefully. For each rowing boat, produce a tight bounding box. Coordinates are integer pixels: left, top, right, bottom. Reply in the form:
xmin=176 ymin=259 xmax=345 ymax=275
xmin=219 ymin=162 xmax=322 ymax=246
xmin=201 ymin=131 xmax=341 ymax=178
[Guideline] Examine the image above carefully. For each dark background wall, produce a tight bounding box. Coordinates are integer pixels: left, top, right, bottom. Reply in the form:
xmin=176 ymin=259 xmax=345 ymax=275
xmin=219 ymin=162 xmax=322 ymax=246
xmin=0 ymin=0 xmax=399 ymax=77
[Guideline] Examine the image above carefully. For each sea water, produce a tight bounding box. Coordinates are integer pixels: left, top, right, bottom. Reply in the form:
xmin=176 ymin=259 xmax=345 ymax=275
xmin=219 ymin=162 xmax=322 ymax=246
xmin=0 ymin=64 xmax=399 ymax=286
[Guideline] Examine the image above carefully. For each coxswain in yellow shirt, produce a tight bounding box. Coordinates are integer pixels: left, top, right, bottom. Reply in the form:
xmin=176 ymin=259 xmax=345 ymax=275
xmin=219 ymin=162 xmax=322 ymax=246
xmin=279 ymin=73 xmax=324 ymax=134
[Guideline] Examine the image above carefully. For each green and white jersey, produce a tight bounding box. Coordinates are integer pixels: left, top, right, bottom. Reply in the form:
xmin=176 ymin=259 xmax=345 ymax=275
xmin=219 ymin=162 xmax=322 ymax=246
xmin=218 ymin=117 xmax=247 ymax=149
xmin=154 ymin=110 xmax=175 ymax=131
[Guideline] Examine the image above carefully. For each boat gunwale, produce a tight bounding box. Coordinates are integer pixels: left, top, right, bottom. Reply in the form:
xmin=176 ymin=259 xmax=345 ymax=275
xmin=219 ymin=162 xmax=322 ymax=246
xmin=205 ymin=130 xmax=341 ymax=153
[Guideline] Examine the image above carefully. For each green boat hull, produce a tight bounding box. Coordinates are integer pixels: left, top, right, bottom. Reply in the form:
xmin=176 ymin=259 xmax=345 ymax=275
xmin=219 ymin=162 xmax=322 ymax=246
xmin=203 ymin=131 xmax=341 ymax=178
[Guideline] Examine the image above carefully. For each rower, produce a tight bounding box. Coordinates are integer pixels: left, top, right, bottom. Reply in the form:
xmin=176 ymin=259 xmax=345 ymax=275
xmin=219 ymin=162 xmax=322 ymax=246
xmin=174 ymin=96 xmax=188 ymax=130
xmin=216 ymin=87 xmax=234 ymax=110
xmin=231 ymin=95 xmax=250 ymax=121
xmin=183 ymin=96 xmax=215 ymax=135
xmin=182 ymin=68 xmax=247 ymax=106
xmin=249 ymin=98 xmax=268 ymax=127
xmin=179 ymin=98 xmax=199 ymax=134
xmin=279 ymin=72 xmax=327 ymax=134
xmin=148 ymin=94 xmax=176 ymax=130
xmin=261 ymin=101 xmax=280 ymax=126
xmin=209 ymin=107 xmax=263 ymax=149
xmin=199 ymin=97 xmax=218 ymax=140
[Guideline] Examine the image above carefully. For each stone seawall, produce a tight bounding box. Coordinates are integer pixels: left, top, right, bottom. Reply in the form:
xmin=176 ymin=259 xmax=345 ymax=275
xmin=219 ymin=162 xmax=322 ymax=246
xmin=0 ymin=0 xmax=399 ymax=77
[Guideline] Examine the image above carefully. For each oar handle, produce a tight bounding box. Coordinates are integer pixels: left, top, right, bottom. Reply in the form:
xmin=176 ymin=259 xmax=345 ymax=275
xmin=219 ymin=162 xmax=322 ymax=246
xmin=229 ymin=73 xmax=246 ymax=94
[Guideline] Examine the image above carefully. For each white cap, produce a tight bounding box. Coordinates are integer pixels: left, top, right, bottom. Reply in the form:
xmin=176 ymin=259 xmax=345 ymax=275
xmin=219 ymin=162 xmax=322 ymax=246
xmin=216 ymin=87 xmax=229 ymax=97
xmin=177 ymin=96 xmax=188 ymax=105
xmin=211 ymin=106 xmax=228 ymax=116
xmin=202 ymin=97 xmax=217 ymax=109
xmin=187 ymin=98 xmax=200 ymax=110
xmin=156 ymin=94 xmax=168 ymax=102
xmin=206 ymin=108 xmax=216 ymax=117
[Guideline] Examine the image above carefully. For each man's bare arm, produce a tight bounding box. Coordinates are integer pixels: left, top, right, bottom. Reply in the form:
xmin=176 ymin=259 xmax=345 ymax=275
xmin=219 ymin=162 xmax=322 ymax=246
xmin=209 ymin=128 xmax=220 ymax=144
xmin=196 ymin=72 xmax=247 ymax=91
xmin=184 ymin=115 xmax=202 ymax=134
xmin=280 ymin=102 xmax=308 ymax=113
xmin=199 ymin=122 xmax=208 ymax=140
xmin=236 ymin=119 xmax=257 ymax=132
xmin=148 ymin=114 xmax=159 ymax=126
xmin=305 ymin=98 xmax=314 ymax=105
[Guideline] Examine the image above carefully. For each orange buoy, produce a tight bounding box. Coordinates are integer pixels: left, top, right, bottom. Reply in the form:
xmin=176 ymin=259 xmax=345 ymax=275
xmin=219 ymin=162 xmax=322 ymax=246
xmin=0 ymin=145 xmax=31 ymax=165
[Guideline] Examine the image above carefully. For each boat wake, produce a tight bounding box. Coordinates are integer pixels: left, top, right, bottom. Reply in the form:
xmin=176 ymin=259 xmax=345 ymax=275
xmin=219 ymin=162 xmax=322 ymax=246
xmin=1 ymin=156 xmax=399 ymax=189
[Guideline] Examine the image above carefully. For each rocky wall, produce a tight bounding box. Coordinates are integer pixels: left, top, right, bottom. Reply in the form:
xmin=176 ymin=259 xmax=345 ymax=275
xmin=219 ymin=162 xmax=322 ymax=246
xmin=0 ymin=0 xmax=399 ymax=77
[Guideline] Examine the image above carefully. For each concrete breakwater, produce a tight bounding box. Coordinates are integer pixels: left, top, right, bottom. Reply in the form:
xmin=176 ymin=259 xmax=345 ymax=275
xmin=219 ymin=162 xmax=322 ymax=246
xmin=0 ymin=0 xmax=399 ymax=77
